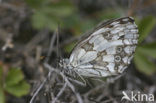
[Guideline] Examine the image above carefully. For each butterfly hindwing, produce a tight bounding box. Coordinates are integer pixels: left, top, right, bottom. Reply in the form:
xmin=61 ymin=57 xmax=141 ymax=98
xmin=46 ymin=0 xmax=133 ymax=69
xmin=66 ymin=17 xmax=139 ymax=77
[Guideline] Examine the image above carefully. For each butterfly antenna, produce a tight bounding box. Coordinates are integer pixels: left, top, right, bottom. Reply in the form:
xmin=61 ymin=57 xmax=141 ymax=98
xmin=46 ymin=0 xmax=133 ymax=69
xmin=44 ymin=31 xmax=56 ymax=63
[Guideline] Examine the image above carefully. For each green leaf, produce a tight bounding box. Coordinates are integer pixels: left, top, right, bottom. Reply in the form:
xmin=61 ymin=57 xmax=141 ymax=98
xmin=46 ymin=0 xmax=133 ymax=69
xmin=134 ymin=49 xmax=156 ymax=75
xmin=4 ymin=68 xmax=30 ymax=97
xmin=26 ymin=0 xmax=49 ymax=8
xmin=5 ymin=81 xmax=30 ymax=97
xmin=64 ymin=42 xmax=76 ymax=53
xmin=63 ymin=13 xmax=80 ymax=29
xmin=138 ymin=42 xmax=156 ymax=58
xmin=29 ymin=0 xmax=75 ymax=31
xmin=138 ymin=16 xmax=156 ymax=43
xmin=0 ymin=65 xmax=5 ymax=103
xmin=79 ymin=19 xmax=96 ymax=34
xmin=98 ymin=10 xmax=121 ymax=21
xmin=47 ymin=6 xmax=74 ymax=17
xmin=5 ymin=68 xmax=24 ymax=86
xmin=31 ymin=11 xmax=59 ymax=30
xmin=0 ymin=65 xmax=2 ymax=82
xmin=31 ymin=12 xmax=46 ymax=29
xmin=0 ymin=85 xmax=5 ymax=103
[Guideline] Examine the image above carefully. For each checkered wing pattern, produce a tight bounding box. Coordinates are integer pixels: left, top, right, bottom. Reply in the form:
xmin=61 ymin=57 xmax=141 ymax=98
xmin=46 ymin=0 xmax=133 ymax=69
xmin=63 ymin=17 xmax=139 ymax=77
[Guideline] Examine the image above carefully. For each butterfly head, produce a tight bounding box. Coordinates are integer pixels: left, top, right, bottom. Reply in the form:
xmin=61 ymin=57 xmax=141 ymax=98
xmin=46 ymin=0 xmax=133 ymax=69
xmin=59 ymin=58 xmax=73 ymax=70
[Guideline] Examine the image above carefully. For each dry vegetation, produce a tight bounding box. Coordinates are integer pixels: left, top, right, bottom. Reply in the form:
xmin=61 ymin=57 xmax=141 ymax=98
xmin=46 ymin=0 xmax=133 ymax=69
xmin=0 ymin=0 xmax=156 ymax=103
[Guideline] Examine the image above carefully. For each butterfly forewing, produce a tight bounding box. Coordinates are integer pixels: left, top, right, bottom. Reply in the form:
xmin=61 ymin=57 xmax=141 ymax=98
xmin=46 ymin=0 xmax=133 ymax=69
xmin=64 ymin=17 xmax=139 ymax=77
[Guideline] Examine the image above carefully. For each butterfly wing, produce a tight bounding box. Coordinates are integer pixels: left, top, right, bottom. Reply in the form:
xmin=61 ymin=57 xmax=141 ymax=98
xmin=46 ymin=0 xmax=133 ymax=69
xmin=68 ymin=17 xmax=139 ymax=77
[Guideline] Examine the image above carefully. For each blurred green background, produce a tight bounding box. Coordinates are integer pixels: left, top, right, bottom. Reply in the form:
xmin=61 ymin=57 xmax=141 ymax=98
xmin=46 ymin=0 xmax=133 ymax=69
xmin=0 ymin=0 xmax=156 ymax=103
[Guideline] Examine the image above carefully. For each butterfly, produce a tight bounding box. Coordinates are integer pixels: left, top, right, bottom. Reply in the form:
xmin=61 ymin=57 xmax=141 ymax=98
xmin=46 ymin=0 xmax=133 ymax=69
xmin=60 ymin=17 xmax=139 ymax=78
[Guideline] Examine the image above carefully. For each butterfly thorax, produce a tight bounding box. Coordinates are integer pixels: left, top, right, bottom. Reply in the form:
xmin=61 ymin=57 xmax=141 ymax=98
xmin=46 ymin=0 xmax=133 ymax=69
xmin=59 ymin=58 xmax=81 ymax=78
xmin=59 ymin=58 xmax=74 ymax=70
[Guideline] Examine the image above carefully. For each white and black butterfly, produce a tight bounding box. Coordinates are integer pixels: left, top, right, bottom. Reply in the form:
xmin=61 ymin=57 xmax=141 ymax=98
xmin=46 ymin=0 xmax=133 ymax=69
xmin=60 ymin=17 xmax=139 ymax=78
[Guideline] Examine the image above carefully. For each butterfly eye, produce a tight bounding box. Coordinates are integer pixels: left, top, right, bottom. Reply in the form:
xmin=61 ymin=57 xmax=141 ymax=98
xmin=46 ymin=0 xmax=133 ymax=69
xmin=116 ymin=46 xmax=122 ymax=53
xmin=115 ymin=55 xmax=121 ymax=62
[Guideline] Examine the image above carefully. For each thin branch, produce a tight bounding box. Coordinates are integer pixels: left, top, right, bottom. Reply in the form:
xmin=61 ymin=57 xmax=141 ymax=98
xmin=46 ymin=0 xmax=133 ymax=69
xmin=51 ymin=82 xmax=67 ymax=103
xmin=29 ymin=70 xmax=53 ymax=103
xmin=68 ymin=77 xmax=86 ymax=87
xmin=44 ymin=63 xmax=83 ymax=103
xmin=44 ymin=31 xmax=57 ymax=63
xmin=60 ymin=72 xmax=83 ymax=103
